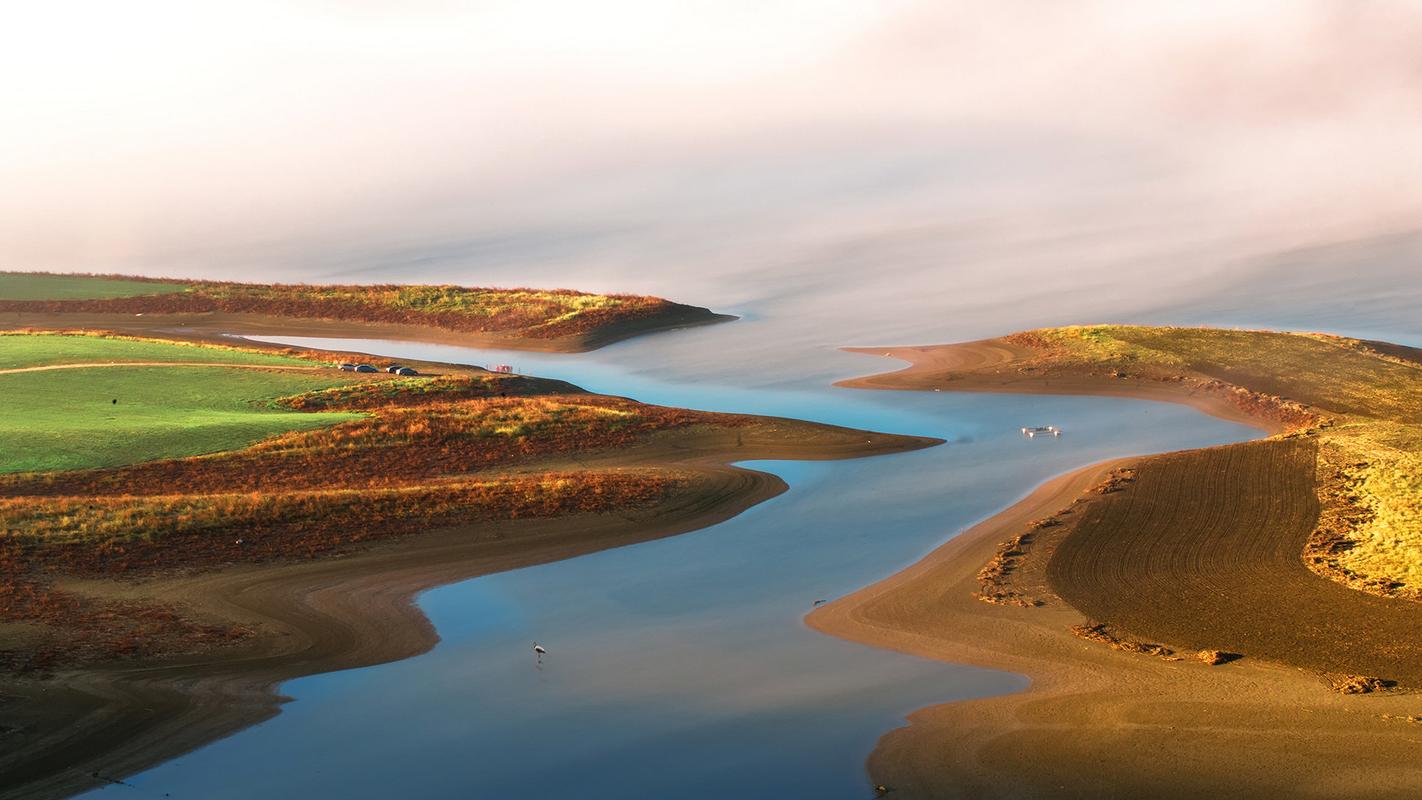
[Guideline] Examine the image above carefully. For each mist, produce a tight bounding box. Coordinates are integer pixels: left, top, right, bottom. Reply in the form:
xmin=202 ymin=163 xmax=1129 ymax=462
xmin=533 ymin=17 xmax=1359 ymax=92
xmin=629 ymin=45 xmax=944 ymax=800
xmin=3 ymin=0 xmax=1420 ymax=347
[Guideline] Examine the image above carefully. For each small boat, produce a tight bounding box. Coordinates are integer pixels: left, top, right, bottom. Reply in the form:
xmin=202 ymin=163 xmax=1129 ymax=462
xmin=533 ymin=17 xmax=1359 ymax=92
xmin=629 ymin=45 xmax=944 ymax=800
xmin=1021 ymin=426 xmax=1061 ymax=438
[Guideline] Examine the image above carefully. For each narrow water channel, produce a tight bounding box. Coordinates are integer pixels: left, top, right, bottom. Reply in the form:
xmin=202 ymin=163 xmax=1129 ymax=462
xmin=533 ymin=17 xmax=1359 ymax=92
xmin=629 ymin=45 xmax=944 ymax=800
xmin=79 ymin=324 xmax=1259 ymax=799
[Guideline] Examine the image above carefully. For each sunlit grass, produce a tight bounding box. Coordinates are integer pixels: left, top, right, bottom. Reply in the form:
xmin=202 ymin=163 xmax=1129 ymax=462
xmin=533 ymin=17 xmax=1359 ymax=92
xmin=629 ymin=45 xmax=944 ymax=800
xmin=0 ymin=368 xmax=746 ymax=567
xmin=0 ymin=366 xmax=362 ymax=473
xmin=0 ymin=273 xmax=686 ymax=340
xmin=0 ymin=331 xmax=320 ymax=370
xmin=0 ymin=272 xmax=188 ymax=300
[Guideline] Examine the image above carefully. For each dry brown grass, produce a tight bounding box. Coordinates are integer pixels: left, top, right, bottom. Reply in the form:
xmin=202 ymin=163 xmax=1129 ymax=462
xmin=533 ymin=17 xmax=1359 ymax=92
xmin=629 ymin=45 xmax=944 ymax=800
xmin=975 ymin=531 xmax=1043 ymax=607
xmin=1069 ymin=622 xmax=1175 ymax=659
xmin=1327 ymin=674 xmax=1397 ymax=695
xmin=1196 ymin=649 xmax=1241 ymax=666
xmin=1004 ymin=326 xmax=1422 ymax=599
xmin=0 ymin=369 xmax=753 ymax=670
xmin=0 ymin=275 xmax=704 ymax=341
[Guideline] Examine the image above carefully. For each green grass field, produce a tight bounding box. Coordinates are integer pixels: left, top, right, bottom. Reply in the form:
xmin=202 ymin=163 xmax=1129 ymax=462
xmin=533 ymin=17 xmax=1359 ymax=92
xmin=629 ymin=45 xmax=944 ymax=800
xmin=0 ymin=365 xmax=363 ymax=473
xmin=0 ymin=272 xmax=189 ymax=300
xmin=0 ymin=333 xmax=320 ymax=370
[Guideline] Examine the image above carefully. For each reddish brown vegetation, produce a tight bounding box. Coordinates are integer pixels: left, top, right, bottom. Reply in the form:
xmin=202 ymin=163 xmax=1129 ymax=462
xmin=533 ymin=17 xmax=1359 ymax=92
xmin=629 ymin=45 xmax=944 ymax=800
xmin=2 ymin=392 xmax=746 ymax=499
xmin=0 ymin=579 xmax=251 ymax=672
xmin=276 ymin=374 xmax=573 ymax=410
xmin=0 ymin=374 xmax=750 ymax=669
xmin=4 ymin=472 xmax=683 ymax=576
xmin=0 ymin=278 xmax=703 ymax=340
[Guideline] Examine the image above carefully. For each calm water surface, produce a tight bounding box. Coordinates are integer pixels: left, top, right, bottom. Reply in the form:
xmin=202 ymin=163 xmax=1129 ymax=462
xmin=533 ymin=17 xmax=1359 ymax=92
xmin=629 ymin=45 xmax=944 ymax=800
xmin=79 ymin=326 xmax=1259 ymax=799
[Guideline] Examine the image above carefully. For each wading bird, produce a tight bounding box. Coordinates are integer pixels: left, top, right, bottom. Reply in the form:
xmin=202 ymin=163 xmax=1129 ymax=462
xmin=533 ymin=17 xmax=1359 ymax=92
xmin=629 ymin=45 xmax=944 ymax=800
xmin=533 ymin=642 xmax=547 ymax=663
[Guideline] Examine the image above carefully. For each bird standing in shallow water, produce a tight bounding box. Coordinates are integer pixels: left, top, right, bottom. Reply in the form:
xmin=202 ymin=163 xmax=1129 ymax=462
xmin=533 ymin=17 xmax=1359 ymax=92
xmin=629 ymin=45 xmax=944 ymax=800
xmin=533 ymin=642 xmax=547 ymax=664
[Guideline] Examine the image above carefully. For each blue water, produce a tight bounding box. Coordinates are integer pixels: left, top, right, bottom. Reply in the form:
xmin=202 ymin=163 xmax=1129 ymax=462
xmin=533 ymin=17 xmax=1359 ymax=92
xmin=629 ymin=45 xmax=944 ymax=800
xmin=78 ymin=332 xmax=1259 ymax=799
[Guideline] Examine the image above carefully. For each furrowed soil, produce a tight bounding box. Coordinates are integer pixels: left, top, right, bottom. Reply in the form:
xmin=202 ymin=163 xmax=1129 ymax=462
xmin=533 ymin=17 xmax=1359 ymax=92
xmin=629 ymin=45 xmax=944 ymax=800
xmin=812 ymin=331 xmax=1422 ymax=799
xmin=1050 ymin=437 xmax=1422 ymax=685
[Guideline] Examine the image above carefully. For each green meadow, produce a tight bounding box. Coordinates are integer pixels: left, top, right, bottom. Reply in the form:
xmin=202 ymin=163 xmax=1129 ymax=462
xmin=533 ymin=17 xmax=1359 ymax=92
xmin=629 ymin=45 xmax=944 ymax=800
xmin=0 ymin=333 xmax=321 ymax=370
xmin=0 ymin=272 xmax=189 ymax=301
xmin=1 ymin=354 xmax=364 ymax=473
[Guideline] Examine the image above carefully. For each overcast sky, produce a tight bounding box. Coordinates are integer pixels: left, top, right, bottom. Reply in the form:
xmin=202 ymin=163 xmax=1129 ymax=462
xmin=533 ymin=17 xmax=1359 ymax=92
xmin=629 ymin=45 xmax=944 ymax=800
xmin=3 ymin=1 xmax=1419 ymax=341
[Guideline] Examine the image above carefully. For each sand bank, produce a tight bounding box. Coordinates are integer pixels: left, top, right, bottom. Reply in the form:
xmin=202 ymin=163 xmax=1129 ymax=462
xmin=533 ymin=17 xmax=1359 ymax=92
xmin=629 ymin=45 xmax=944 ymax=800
xmin=812 ymin=339 xmax=1422 ymax=799
xmin=837 ymin=340 xmax=1289 ymax=434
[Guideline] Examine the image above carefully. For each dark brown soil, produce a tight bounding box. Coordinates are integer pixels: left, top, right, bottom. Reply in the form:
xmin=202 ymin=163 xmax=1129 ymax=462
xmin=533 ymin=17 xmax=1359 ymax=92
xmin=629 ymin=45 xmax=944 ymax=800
xmin=1048 ymin=437 xmax=1422 ymax=685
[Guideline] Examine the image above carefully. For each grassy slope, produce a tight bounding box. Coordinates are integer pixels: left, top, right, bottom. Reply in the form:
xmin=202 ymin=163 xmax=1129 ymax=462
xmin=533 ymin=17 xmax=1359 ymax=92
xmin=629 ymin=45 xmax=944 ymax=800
xmin=0 ymin=332 xmax=320 ymax=369
xmin=0 ymin=366 xmax=362 ymax=473
xmin=1013 ymin=325 xmax=1422 ymax=596
xmin=0 ymin=272 xmax=711 ymax=343
xmin=0 ymin=273 xmax=187 ymax=300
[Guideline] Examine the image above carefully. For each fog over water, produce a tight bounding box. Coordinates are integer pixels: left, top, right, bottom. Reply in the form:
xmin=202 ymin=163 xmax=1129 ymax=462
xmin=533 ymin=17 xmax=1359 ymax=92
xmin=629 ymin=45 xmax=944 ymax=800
xmin=5 ymin=1 xmax=1421 ymax=353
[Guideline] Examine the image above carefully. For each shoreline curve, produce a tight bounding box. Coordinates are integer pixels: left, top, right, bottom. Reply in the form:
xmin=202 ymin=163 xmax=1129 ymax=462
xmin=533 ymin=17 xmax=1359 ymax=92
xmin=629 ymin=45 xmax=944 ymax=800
xmin=811 ymin=338 xmax=1422 ymax=799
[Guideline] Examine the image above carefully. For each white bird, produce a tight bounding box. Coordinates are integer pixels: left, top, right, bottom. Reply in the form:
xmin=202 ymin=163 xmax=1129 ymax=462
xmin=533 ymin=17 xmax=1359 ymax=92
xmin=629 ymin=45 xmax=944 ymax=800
xmin=533 ymin=642 xmax=547 ymax=660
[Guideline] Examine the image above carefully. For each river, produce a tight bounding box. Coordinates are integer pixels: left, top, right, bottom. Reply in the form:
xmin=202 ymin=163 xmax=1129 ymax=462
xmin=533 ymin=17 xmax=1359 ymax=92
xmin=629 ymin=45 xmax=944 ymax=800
xmin=77 ymin=317 xmax=1261 ymax=799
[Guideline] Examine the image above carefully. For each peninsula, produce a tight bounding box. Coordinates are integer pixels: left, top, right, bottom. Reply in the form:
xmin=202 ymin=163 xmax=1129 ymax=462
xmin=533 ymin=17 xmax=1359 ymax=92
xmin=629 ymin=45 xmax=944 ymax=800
xmin=814 ymin=325 xmax=1422 ymax=798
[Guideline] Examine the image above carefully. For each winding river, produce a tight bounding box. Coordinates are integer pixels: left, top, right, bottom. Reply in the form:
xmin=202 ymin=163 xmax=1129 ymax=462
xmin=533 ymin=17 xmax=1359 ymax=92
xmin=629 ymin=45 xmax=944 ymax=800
xmin=77 ymin=318 xmax=1260 ymax=799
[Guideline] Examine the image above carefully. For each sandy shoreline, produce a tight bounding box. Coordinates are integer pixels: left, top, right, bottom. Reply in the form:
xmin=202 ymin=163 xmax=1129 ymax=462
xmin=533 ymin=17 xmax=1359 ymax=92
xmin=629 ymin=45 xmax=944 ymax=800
xmin=836 ymin=341 xmax=1290 ymax=434
xmin=811 ymin=340 xmax=1422 ymax=799
xmin=7 ymin=465 xmax=773 ymax=799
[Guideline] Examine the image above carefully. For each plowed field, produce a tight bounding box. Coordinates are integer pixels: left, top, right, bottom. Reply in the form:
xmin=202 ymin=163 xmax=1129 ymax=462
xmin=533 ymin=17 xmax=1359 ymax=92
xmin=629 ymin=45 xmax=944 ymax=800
xmin=1049 ymin=437 xmax=1422 ymax=684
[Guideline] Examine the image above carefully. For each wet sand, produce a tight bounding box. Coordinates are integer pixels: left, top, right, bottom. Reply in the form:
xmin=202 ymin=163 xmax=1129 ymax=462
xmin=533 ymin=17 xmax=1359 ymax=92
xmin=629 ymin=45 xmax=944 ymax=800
xmin=811 ymin=339 xmax=1422 ymax=799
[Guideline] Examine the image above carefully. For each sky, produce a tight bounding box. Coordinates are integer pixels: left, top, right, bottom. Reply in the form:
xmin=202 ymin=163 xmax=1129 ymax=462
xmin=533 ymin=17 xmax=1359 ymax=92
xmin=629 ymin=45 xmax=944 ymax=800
xmin=2 ymin=0 xmax=1420 ymax=343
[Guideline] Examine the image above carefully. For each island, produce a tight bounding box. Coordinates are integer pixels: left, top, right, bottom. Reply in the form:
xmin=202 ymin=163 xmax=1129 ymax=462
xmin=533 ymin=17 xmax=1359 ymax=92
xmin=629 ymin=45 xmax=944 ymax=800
xmin=0 ymin=271 xmax=732 ymax=352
